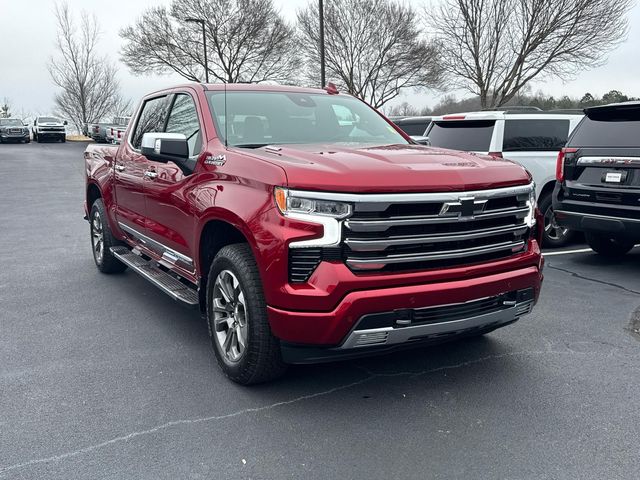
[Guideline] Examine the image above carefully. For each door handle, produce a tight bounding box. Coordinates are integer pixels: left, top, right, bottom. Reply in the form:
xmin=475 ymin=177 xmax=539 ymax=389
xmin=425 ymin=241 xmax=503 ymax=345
xmin=115 ymin=164 xmax=125 ymax=172
xmin=144 ymin=170 xmax=158 ymax=179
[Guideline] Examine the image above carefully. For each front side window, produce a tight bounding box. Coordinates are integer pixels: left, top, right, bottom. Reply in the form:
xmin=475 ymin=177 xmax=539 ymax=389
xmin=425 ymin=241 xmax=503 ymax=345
xmin=396 ymin=121 xmax=430 ymax=136
xmin=503 ymin=119 xmax=570 ymax=152
xmin=426 ymin=120 xmax=495 ymax=152
xmin=165 ymin=94 xmax=202 ymax=157
xmin=131 ymin=96 xmax=169 ymax=149
xmin=206 ymin=91 xmax=407 ymax=148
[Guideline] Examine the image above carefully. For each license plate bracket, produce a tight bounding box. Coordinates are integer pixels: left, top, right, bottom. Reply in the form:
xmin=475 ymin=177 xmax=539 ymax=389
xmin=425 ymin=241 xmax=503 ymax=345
xmin=602 ymin=171 xmax=627 ymax=184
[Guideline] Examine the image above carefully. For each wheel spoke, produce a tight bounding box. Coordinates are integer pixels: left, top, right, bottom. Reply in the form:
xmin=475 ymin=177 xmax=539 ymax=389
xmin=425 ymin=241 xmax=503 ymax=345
xmin=213 ymin=298 xmax=232 ymax=313
xmin=223 ymin=328 xmax=235 ymax=354
xmin=236 ymin=325 xmax=246 ymax=351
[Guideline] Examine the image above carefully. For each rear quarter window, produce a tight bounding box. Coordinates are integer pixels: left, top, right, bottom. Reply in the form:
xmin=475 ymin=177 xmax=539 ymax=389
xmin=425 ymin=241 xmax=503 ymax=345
xmin=426 ymin=120 xmax=495 ymax=151
xmin=395 ymin=121 xmax=430 ymax=136
xmin=503 ymin=119 xmax=569 ymax=152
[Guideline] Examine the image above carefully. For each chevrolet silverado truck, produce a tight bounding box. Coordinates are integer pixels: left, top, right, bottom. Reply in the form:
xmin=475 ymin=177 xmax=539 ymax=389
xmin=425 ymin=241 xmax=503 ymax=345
xmin=554 ymin=102 xmax=640 ymax=256
xmin=33 ymin=116 xmax=67 ymax=142
xmin=84 ymin=83 xmax=544 ymax=384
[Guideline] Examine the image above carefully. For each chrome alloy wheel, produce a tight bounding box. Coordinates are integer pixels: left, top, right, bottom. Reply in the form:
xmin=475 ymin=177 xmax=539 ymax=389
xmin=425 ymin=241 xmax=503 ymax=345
xmin=544 ymin=205 xmax=569 ymax=242
xmin=212 ymin=270 xmax=248 ymax=363
xmin=91 ymin=210 xmax=104 ymax=265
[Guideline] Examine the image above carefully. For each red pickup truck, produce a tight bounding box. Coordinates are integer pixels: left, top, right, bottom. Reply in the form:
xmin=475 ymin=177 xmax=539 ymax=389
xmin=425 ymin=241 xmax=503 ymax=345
xmin=85 ymin=83 xmax=544 ymax=384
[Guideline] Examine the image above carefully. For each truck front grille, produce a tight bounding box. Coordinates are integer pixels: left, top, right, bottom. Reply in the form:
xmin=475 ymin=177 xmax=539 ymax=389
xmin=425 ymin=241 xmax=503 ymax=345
xmin=342 ymin=184 xmax=534 ymax=273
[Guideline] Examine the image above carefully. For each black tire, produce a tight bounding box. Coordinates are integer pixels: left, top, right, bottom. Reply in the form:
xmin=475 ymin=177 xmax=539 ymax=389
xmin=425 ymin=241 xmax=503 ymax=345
xmin=61 ymin=136 xmax=66 ymax=143
xmin=539 ymin=193 xmax=574 ymax=248
xmin=89 ymin=199 xmax=127 ymax=273
xmin=585 ymin=232 xmax=635 ymax=257
xmin=206 ymin=244 xmax=287 ymax=385
xmin=34 ymin=133 xmax=38 ymax=142
xmin=25 ymin=138 xmax=30 ymax=144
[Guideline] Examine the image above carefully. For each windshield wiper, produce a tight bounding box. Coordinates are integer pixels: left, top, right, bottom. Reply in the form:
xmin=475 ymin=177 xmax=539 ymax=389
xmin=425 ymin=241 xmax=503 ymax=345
xmin=233 ymin=143 xmax=270 ymax=149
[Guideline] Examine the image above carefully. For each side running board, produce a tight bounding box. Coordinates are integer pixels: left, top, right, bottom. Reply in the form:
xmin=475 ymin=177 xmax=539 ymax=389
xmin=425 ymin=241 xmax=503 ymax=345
xmin=110 ymin=246 xmax=199 ymax=307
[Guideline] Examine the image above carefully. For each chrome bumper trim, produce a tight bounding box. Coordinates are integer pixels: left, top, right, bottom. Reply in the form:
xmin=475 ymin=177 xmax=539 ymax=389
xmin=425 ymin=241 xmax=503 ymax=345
xmin=339 ymin=300 xmax=534 ymax=350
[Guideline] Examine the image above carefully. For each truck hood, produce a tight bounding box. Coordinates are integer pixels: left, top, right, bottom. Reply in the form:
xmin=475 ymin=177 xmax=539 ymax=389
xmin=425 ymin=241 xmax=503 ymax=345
xmin=246 ymin=143 xmax=531 ymax=193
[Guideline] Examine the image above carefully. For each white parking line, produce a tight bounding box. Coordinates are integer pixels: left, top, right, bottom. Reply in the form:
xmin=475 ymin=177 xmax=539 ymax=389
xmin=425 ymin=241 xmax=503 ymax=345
xmin=543 ymin=248 xmax=593 ymax=256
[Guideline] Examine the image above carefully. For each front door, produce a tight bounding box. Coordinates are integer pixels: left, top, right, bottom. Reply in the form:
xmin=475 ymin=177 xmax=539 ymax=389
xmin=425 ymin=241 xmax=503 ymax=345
xmin=143 ymin=92 xmax=203 ymax=273
xmin=114 ymin=95 xmax=169 ymax=237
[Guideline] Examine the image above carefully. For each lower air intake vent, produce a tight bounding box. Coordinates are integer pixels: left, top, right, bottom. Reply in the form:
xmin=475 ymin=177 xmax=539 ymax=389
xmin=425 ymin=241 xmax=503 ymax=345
xmin=289 ymin=248 xmax=322 ymax=283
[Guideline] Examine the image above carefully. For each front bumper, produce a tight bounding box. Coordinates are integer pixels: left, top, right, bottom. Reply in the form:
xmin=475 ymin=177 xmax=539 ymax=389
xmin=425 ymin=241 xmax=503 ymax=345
xmin=268 ymin=264 xmax=542 ymax=355
xmin=0 ymin=132 xmax=29 ymax=140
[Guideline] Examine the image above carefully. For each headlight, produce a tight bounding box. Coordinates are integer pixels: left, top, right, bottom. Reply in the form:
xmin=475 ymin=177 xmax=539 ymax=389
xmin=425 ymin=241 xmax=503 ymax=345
xmin=275 ymin=188 xmax=351 ymax=219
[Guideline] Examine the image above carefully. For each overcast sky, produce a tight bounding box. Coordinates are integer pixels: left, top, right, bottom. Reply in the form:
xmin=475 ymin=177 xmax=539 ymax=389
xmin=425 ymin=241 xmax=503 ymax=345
xmin=2 ymin=0 xmax=640 ymax=118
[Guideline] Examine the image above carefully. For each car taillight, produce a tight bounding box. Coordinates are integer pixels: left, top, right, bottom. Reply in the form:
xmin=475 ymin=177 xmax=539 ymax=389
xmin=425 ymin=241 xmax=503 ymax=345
xmin=488 ymin=151 xmax=503 ymax=159
xmin=556 ymin=148 xmax=578 ymax=182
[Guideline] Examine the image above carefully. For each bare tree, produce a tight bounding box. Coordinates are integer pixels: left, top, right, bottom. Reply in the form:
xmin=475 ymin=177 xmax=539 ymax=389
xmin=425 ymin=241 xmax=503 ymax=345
xmin=431 ymin=0 xmax=633 ymax=109
xmin=120 ymin=0 xmax=298 ymax=84
xmin=297 ymin=0 xmax=443 ymax=108
xmin=0 ymin=98 xmax=11 ymax=118
xmin=386 ymin=102 xmax=420 ymax=117
xmin=48 ymin=2 xmax=128 ymax=133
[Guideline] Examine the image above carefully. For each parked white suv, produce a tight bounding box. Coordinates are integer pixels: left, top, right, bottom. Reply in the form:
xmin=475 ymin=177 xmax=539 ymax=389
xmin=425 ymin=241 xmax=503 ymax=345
xmin=425 ymin=110 xmax=584 ymax=247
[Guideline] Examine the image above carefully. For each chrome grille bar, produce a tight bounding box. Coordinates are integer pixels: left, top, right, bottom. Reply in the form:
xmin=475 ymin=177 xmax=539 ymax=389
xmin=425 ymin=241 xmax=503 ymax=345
xmin=345 ymin=224 xmax=528 ymax=252
xmin=346 ymin=240 xmax=526 ymax=269
xmin=345 ymin=207 xmax=529 ymax=232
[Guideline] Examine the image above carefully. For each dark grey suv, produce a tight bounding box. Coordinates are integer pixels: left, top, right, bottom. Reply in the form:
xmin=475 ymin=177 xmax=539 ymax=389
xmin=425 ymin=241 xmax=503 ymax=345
xmin=554 ymin=102 xmax=640 ymax=256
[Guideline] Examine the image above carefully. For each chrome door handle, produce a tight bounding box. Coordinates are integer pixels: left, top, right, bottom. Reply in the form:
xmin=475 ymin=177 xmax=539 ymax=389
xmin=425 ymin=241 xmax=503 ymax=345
xmin=115 ymin=164 xmax=125 ymax=172
xmin=144 ymin=170 xmax=158 ymax=179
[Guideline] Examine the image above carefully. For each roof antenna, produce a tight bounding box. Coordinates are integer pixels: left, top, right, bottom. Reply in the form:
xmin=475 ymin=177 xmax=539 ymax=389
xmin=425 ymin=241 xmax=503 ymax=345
xmin=224 ymin=81 xmax=228 ymax=148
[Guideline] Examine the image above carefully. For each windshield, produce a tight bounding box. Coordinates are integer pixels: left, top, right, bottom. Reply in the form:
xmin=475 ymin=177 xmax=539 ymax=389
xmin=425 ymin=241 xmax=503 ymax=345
xmin=206 ymin=91 xmax=408 ymax=148
xmin=0 ymin=119 xmax=23 ymax=126
xmin=39 ymin=117 xmax=60 ymax=123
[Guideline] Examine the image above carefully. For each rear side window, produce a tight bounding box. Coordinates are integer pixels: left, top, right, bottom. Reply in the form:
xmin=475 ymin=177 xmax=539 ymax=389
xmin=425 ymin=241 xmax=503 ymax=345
xmin=503 ymin=119 xmax=570 ymax=152
xmin=569 ymin=115 xmax=640 ymax=148
xmin=426 ymin=120 xmax=495 ymax=151
xmin=131 ymin=96 xmax=169 ymax=149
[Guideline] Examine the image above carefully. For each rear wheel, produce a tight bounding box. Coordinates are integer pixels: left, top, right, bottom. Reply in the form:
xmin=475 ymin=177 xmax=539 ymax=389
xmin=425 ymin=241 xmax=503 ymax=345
xmin=539 ymin=193 xmax=573 ymax=247
xmin=206 ymin=244 xmax=287 ymax=385
xmin=585 ymin=232 xmax=635 ymax=257
xmin=89 ymin=199 xmax=127 ymax=273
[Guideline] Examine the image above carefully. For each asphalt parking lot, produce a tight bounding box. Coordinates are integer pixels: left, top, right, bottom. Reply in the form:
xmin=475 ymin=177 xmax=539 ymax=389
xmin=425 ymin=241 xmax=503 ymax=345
xmin=1 ymin=141 xmax=639 ymax=480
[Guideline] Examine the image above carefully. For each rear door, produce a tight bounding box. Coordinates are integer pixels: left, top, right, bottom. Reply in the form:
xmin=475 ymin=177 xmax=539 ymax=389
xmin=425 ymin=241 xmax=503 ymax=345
xmin=114 ymin=94 xmax=169 ymax=237
xmin=143 ymin=92 xmax=203 ymax=272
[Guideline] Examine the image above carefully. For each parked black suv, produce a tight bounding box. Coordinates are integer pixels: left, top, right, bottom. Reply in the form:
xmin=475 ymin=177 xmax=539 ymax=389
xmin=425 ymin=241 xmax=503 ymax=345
xmin=554 ymin=102 xmax=640 ymax=256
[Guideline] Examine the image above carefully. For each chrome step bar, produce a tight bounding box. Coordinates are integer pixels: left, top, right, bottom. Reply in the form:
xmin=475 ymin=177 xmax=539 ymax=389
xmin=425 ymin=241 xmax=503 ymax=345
xmin=110 ymin=246 xmax=199 ymax=307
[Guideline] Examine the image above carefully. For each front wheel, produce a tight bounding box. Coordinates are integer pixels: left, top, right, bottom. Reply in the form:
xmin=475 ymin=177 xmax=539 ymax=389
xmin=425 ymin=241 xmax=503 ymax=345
xmin=89 ymin=199 xmax=127 ymax=273
xmin=206 ymin=244 xmax=287 ymax=385
xmin=585 ymin=232 xmax=635 ymax=257
xmin=61 ymin=136 xmax=66 ymax=143
xmin=539 ymin=193 xmax=574 ymax=248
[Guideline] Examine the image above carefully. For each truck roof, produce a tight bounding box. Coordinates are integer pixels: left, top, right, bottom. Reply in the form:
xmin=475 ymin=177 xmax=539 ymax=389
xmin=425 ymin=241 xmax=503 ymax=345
xmin=142 ymin=83 xmax=341 ymax=98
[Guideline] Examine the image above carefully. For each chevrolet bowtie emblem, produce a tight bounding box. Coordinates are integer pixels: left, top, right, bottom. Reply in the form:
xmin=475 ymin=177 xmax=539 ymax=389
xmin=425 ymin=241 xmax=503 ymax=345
xmin=440 ymin=197 xmax=488 ymax=218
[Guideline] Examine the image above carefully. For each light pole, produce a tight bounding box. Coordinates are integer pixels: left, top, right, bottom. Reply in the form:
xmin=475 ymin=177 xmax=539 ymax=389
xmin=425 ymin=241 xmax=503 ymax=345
xmin=319 ymin=0 xmax=325 ymax=88
xmin=185 ymin=17 xmax=209 ymax=83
